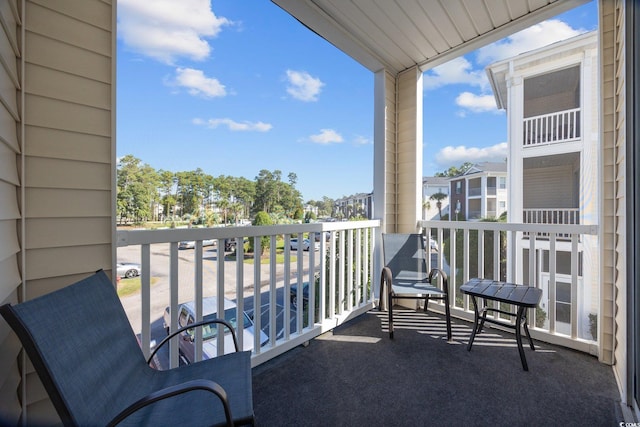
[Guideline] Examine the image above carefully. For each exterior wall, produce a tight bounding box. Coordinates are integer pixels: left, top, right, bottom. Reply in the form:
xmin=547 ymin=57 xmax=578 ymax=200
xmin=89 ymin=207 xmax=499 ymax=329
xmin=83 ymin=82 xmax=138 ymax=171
xmin=0 ymin=0 xmax=116 ymax=424
xmin=0 ymin=0 xmax=23 ymax=424
xmin=599 ymin=0 xmax=625 ymax=397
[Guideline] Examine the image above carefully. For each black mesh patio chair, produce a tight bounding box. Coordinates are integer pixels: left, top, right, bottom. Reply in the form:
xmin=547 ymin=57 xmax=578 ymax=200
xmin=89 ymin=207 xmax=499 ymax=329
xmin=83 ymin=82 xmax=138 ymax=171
xmin=0 ymin=270 xmax=255 ymax=427
xmin=380 ymin=233 xmax=452 ymax=340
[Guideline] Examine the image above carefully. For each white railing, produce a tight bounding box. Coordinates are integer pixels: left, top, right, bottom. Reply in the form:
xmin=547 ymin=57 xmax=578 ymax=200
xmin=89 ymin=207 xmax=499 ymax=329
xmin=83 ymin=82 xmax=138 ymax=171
xmin=419 ymin=220 xmax=599 ymax=355
xmin=117 ymin=220 xmax=380 ymax=368
xmin=523 ymin=208 xmax=580 ymax=225
xmin=523 ymin=108 xmax=581 ymax=146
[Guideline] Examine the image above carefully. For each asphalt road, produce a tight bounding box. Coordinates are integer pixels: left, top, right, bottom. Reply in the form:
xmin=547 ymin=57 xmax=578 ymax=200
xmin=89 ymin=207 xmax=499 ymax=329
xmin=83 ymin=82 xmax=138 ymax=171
xmin=117 ymin=243 xmax=314 ymax=369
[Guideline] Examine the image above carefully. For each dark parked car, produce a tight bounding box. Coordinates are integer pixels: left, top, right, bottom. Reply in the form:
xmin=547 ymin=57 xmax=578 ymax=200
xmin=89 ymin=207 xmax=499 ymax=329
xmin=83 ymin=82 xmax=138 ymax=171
xmin=290 ymin=282 xmax=310 ymax=308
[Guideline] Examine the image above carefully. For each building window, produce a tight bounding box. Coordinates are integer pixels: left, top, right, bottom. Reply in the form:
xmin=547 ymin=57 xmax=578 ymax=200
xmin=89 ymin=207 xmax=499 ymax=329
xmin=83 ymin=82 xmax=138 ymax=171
xmin=456 ymin=182 xmax=461 ymax=194
xmin=499 ymin=177 xmax=506 ymax=189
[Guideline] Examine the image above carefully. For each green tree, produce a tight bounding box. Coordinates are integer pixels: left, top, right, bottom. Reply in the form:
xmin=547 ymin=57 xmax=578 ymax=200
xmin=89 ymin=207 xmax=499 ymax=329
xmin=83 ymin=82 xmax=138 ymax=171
xmin=116 ymin=155 xmax=159 ymax=224
xmin=250 ymin=211 xmax=272 ymax=255
xmin=429 ymin=192 xmax=447 ymax=219
xmin=435 ymin=162 xmax=473 ymax=177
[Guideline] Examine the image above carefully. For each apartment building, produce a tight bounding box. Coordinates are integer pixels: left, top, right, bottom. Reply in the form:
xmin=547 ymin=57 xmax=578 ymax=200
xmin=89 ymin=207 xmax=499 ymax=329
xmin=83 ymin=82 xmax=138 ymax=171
xmin=422 ymin=176 xmax=449 ymax=220
xmin=334 ymin=192 xmax=373 ymax=219
xmin=448 ymin=162 xmax=508 ymax=221
xmin=487 ymin=31 xmax=599 ymax=338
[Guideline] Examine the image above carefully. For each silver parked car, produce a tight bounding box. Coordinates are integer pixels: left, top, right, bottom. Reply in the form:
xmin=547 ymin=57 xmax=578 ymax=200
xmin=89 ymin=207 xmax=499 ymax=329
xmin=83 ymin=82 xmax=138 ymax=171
xmin=163 ymin=297 xmax=268 ymax=364
xmin=116 ymin=262 xmax=141 ymax=279
xmin=178 ymin=239 xmax=216 ymax=249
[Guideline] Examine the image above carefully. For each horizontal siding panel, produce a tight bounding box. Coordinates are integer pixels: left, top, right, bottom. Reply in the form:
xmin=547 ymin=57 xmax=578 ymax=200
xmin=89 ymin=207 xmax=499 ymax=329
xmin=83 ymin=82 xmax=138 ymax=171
xmin=0 ymin=332 xmax=20 ymax=391
xmin=31 ymin=0 xmax=112 ymax=31
xmin=25 ymin=95 xmax=111 ymax=137
xmin=0 ymin=26 xmax=18 ymax=87
xmin=0 ymin=103 xmax=19 ymax=150
xmin=24 ymin=271 xmax=114 ymax=302
xmin=0 ymin=254 xmax=20 ymax=304
xmin=0 ymin=56 xmax=18 ymax=118
xmin=25 ymin=217 xmax=111 ymax=249
xmin=0 ymin=181 xmax=19 ymax=220
xmin=26 ymin=63 xmax=111 ymax=110
xmin=25 ymin=157 xmax=110 ymax=190
xmin=0 ymin=219 xmax=19 ymax=262
xmin=25 ymin=244 xmax=111 ymax=282
xmin=0 ymin=141 xmax=18 ymax=185
xmin=0 ymin=362 xmax=21 ymax=426
xmin=24 ymin=392 xmax=59 ymax=426
xmin=25 ymin=32 xmax=111 ymax=84
xmin=27 ymin=2 xmax=111 ymax=57
xmin=25 ymin=126 xmax=110 ymax=163
xmin=0 ymin=0 xmax=19 ymax=55
xmin=25 ymin=188 xmax=110 ymax=218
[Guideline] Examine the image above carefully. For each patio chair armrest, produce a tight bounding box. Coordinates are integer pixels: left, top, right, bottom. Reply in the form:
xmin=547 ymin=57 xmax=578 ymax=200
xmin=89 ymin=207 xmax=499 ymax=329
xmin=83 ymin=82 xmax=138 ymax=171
xmin=428 ymin=268 xmax=449 ymax=295
xmin=148 ymin=318 xmax=239 ymax=364
xmin=107 ymin=379 xmax=233 ymax=427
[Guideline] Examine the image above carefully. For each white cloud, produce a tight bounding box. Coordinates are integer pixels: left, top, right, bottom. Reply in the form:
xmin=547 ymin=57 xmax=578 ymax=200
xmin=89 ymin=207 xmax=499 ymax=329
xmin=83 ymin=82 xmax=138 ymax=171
xmin=435 ymin=142 xmax=508 ymax=166
xmin=172 ymin=67 xmax=226 ymax=98
xmin=353 ymin=135 xmax=371 ymax=145
xmin=455 ymin=92 xmax=499 ymax=113
xmin=309 ymin=129 xmax=343 ymax=144
xmin=193 ymin=118 xmax=272 ymax=132
xmin=118 ymin=0 xmax=231 ymax=64
xmin=476 ymin=20 xmax=585 ymax=65
xmin=286 ymin=70 xmax=324 ymax=102
xmin=423 ymin=57 xmax=488 ymax=91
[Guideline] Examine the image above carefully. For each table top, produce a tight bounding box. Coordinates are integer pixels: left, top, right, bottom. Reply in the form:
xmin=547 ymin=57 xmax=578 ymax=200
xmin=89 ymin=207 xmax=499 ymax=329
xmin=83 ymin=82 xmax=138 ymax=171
xmin=460 ymin=278 xmax=542 ymax=307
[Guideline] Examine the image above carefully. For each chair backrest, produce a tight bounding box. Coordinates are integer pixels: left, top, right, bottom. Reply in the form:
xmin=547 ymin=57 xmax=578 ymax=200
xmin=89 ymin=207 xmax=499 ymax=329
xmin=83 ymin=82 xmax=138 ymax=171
xmin=382 ymin=233 xmax=429 ymax=282
xmin=0 ymin=270 xmax=149 ymax=426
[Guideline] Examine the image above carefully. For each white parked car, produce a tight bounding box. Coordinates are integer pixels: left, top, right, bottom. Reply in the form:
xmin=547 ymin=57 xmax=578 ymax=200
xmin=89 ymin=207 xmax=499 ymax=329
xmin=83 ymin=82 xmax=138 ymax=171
xmin=116 ymin=262 xmax=141 ymax=279
xmin=178 ymin=239 xmax=216 ymax=250
xmin=163 ymin=297 xmax=268 ymax=364
xmin=290 ymin=238 xmax=320 ymax=251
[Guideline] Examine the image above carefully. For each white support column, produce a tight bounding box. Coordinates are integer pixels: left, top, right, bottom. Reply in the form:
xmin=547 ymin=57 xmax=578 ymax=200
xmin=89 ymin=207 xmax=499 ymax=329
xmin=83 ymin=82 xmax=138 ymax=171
xmin=396 ymin=66 xmax=423 ymax=233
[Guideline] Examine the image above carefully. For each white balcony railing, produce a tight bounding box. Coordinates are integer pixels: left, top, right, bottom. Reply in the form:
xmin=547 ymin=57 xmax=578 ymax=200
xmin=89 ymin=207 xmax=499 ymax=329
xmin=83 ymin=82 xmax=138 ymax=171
xmin=117 ymin=220 xmax=380 ymax=368
xmin=523 ymin=108 xmax=581 ymax=147
xmin=419 ymin=219 xmax=599 ymax=355
xmin=523 ymin=208 xmax=580 ymax=225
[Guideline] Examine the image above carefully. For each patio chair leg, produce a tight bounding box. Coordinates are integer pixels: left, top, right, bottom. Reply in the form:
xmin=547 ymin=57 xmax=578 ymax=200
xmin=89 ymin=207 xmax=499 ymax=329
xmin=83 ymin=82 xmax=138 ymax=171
xmin=388 ymin=292 xmax=394 ymax=339
xmin=444 ymin=298 xmax=452 ymax=341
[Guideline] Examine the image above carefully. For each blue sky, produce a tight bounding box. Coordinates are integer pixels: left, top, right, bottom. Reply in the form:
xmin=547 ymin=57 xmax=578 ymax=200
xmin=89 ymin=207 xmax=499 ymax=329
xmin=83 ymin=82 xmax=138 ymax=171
xmin=116 ymin=0 xmax=598 ymax=202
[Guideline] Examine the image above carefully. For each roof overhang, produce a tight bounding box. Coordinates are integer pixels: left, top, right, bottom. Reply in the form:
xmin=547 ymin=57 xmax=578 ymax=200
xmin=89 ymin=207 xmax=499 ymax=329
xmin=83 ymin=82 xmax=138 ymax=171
xmin=271 ymin=0 xmax=592 ymax=74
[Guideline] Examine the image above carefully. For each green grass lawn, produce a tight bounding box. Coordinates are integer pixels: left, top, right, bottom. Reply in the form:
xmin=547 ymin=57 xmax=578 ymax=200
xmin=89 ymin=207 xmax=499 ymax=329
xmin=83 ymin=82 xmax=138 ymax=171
xmin=117 ymin=276 xmax=159 ymax=298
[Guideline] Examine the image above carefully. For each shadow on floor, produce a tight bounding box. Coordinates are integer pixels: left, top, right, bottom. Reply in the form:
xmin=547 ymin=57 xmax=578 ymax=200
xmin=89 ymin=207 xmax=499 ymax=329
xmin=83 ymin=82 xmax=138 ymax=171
xmin=253 ymin=308 xmax=622 ymax=426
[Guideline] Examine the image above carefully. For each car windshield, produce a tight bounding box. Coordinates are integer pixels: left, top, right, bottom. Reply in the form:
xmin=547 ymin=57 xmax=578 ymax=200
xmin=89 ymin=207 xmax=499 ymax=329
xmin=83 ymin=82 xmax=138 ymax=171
xmin=199 ymin=307 xmax=252 ymax=341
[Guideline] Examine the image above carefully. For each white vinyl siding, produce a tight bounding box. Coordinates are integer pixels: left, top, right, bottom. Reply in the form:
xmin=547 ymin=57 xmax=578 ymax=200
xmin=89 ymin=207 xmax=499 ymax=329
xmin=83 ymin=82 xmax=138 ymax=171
xmin=396 ymin=67 xmax=422 ymax=233
xmin=598 ymin=0 xmax=618 ymax=370
xmin=0 ymin=0 xmax=22 ymax=423
xmin=0 ymin=0 xmax=115 ymax=424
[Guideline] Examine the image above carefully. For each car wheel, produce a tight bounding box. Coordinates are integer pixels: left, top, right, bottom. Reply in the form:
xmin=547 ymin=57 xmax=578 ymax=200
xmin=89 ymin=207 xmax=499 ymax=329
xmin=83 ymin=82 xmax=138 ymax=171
xmin=124 ymin=269 xmax=138 ymax=278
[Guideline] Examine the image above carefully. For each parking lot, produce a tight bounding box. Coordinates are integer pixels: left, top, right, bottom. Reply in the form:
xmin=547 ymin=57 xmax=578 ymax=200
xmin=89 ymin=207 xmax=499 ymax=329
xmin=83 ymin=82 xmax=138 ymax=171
xmin=117 ymin=242 xmax=314 ymax=368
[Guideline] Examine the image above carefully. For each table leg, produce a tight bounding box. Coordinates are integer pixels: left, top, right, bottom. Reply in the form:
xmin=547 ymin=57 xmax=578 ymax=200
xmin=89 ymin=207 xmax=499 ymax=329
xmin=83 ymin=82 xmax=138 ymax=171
xmin=515 ymin=306 xmax=529 ymax=371
xmin=523 ymin=312 xmax=535 ymax=351
xmin=467 ymin=296 xmax=480 ymax=351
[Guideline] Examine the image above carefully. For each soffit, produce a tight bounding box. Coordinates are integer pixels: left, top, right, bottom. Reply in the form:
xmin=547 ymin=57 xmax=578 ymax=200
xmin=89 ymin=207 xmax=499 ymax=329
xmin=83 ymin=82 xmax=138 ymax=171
xmin=272 ymin=0 xmax=591 ymax=74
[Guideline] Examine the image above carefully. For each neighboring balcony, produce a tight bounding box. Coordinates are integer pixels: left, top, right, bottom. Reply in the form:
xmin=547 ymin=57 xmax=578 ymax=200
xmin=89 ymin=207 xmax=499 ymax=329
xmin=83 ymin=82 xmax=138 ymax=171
xmin=523 ymin=108 xmax=581 ymax=147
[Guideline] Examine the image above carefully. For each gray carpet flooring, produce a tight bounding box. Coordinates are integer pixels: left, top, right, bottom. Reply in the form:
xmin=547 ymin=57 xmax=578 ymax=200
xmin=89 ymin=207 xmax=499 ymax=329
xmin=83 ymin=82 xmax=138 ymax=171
xmin=252 ymin=308 xmax=622 ymax=426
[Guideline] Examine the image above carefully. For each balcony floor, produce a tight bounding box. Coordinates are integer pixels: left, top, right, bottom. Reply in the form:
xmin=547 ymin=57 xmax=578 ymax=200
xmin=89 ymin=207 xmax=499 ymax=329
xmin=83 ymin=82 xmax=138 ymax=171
xmin=253 ymin=308 xmax=622 ymax=426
